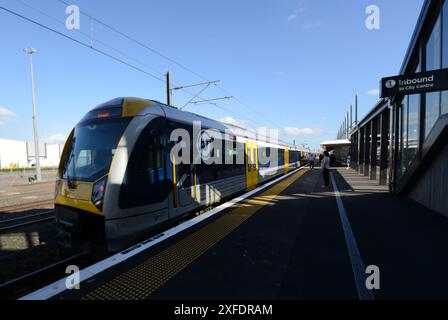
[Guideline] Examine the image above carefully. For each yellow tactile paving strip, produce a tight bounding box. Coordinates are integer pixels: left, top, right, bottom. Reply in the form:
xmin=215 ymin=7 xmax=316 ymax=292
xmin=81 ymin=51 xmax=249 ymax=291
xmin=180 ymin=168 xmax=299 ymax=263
xmin=82 ymin=169 xmax=307 ymax=300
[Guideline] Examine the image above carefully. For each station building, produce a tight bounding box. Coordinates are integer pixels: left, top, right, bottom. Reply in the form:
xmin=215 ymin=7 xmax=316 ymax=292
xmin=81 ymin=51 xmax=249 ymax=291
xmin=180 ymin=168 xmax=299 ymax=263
xmin=350 ymin=0 xmax=448 ymax=216
xmin=0 ymin=138 xmax=63 ymax=169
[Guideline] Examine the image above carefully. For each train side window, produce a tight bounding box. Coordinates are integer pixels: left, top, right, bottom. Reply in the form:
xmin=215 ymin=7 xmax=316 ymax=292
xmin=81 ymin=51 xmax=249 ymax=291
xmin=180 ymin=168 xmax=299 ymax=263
xmin=119 ymin=117 xmax=170 ymax=209
xmin=278 ymin=149 xmax=285 ymax=166
xmin=258 ymin=146 xmax=271 ymax=168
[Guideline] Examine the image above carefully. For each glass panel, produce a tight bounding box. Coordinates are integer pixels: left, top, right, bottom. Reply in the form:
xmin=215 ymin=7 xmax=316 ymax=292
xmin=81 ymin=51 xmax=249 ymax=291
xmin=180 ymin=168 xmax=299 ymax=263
xmin=62 ymin=118 xmax=130 ymax=182
xmin=400 ymin=98 xmax=409 ymax=177
xmin=279 ymin=149 xmax=285 ymax=166
xmin=120 ymin=118 xmax=169 ymax=209
xmin=396 ymin=105 xmax=403 ymax=181
xmin=442 ymin=1 xmax=448 ymax=115
xmin=425 ymin=92 xmax=441 ymax=137
xmin=442 ymin=91 xmax=448 ymax=115
xmin=443 ymin=0 xmax=448 ymax=68
xmin=426 ymin=15 xmax=441 ymax=71
xmin=407 ymin=94 xmax=420 ymax=166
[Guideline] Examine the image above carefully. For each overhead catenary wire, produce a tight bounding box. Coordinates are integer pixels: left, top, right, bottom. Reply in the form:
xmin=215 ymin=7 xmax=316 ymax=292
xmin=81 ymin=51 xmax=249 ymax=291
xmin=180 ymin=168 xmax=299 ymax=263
xmin=0 ymin=6 xmax=166 ymax=83
xmin=54 ymin=0 xmax=289 ymax=133
xmin=2 ymin=4 xmax=268 ymax=131
xmin=7 ymin=1 xmax=243 ymax=122
xmin=4 ymin=3 xmax=294 ymax=141
xmin=55 ymin=0 xmax=210 ymax=82
xmin=7 ymin=0 xmax=276 ymax=131
xmin=15 ymin=0 xmax=165 ymax=77
xmin=13 ymin=0 xmax=208 ymax=101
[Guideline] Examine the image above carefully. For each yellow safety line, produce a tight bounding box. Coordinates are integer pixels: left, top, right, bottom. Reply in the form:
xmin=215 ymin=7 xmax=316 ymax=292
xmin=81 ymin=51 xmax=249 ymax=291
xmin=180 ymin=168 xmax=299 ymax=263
xmin=172 ymin=155 xmax=177 ymax=208
xmin=82 ymin=169 xmax=308 ymax=300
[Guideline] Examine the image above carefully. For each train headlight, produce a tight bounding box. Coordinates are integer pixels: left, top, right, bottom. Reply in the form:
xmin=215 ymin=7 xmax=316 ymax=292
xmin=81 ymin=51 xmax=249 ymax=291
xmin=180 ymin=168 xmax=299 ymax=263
xmin=92 ymin=176 xmax=108 ymax=210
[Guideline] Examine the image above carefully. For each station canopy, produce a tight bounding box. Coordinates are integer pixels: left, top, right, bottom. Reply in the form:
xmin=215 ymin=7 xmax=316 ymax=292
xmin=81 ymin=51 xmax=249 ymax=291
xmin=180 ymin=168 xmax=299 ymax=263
xmin=320 ymin=139 xmax=351 ymax=149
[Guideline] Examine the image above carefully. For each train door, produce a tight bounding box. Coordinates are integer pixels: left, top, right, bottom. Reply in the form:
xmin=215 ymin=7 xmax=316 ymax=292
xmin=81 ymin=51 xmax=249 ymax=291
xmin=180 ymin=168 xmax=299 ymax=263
xmin=119 ymin=117 xmax=171 ymax=218
xmin=285 ymin=148 xmax=290 ymax=172
xmin=168 ymin=121 xmax=196 ymax=217
xmin=176 ymin=163 xmax=195 ymax=208
xmin=246 ymin=141 xmax=259 ymax=190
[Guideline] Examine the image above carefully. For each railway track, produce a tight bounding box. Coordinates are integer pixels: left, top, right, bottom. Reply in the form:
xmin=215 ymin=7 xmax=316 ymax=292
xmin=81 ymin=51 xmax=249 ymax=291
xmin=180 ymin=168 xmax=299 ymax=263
xmin=0 ymin=251 xmax=91 ymax=300
xmin=0 ymin=210 xmax=56 ymax=233
xmin=0 ymin=188 xmax=55 ymax=198
xmin=0 ymin=199 xmax=54 ymax=214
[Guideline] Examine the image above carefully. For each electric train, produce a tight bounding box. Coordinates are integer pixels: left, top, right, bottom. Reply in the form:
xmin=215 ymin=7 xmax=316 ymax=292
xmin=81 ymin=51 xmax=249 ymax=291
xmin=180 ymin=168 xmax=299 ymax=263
xmin=55 ymin=97 xmax=308 ymax=251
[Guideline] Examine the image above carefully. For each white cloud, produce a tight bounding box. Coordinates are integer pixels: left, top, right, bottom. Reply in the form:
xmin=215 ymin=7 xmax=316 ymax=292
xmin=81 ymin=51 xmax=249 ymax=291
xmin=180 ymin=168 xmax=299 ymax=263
xmin=304 ymin=21 xmax=322 ymax=29
xmin=287 ymin=0 xmax=306 ymax=23
xmin=0 ymin=107 xmax=15 ymax=117
xmin=283 ymin=127 xmax=323 ymax=137
xmin=46 ymin=134 xmax=67 ymax=145
xmin=287 ymin=14 xmax=298 ymax=22
xmin=220 ymin=116 xmax=248 ymax=128
xmin=366 ymin=88 xmax=380 ymax=96
xmin=0 ymin=107 xmax=16 ymax=126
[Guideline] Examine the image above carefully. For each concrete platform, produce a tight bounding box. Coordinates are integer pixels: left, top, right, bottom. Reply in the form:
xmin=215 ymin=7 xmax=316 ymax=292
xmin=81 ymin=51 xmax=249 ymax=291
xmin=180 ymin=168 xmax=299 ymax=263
xmin=52 ymin=168 xmax=448 ymax=300
xmin=335 ymin=168 xmax=389 ymax=193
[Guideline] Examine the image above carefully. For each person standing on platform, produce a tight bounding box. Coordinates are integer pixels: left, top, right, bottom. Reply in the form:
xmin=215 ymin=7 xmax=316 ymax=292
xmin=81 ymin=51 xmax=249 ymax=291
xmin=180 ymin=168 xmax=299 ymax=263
xmin=321 ymin=151 xmax=331 ymax=187
xmin=309 ymin=154 xmax=316 ymax=169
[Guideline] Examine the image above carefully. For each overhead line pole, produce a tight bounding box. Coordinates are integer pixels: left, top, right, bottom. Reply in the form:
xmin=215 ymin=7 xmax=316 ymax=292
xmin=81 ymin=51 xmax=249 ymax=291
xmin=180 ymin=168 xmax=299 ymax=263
xmin=347 ymin=112 xmax=350 ymax=139
xmin=24 ymin=47 xmax=42 ymax=182
xmin=166 ymin=71 xmax=172 ymax=106
xmin=350 ymin=105 xmax=353 ymax=130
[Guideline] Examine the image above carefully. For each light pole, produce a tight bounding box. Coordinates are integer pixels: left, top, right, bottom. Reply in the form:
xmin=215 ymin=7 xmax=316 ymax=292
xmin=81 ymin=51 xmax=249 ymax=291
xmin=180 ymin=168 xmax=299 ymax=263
xmin=23 ymin=47 xmax=42 ymax=182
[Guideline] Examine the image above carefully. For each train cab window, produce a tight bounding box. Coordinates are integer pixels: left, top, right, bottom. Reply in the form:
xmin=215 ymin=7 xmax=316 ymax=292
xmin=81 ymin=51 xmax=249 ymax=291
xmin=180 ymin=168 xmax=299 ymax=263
xmin=77 ymin=150 xmax=93 ymax=167
xmin=62 ymin=118 xmax=130 ymax=182
xmin=119 ymin=118 xmax=171 ymax=209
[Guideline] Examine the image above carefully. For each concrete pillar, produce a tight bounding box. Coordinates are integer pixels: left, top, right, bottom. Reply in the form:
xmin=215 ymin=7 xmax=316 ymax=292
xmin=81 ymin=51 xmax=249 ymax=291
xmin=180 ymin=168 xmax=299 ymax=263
xmin=352 ymin=132 xmax=358 ymax=170
xmin=370 ymin=117 xmax=378 ymax=181
xmin=359 ymin=127 xmax=365 ymax=174
xmin=379 ymin=110 xmax=390 ymax=185
xmin=364 ymin=122 xmax=371 ymax=177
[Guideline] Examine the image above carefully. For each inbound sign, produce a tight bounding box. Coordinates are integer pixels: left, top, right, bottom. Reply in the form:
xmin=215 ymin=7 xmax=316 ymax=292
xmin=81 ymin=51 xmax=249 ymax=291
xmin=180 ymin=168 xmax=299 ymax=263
xmin=380 ymin=68 xmax=448 ymax=98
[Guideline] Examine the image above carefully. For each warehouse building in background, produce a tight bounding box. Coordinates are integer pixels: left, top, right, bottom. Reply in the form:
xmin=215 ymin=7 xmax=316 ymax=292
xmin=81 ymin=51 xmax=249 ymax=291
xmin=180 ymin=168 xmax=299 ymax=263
xmin=0 ymin=138 xmax=64 ymax=169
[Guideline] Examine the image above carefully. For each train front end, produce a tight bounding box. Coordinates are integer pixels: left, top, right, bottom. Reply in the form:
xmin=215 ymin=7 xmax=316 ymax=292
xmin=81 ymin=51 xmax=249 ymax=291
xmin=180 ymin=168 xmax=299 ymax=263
xmin=54 ymin=98 xmax=139 ymax=248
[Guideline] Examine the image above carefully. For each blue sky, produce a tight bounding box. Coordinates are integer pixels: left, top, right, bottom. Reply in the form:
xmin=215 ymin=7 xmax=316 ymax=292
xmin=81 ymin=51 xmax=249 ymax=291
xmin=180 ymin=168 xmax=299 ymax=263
xmin=0 ymin=0 xmax=424 ymax=150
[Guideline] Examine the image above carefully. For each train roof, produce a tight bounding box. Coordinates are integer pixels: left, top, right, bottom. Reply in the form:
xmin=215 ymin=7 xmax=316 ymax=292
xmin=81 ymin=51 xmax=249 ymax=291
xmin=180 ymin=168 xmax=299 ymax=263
xmin=93 ymin=97 xmax=303 ymax=150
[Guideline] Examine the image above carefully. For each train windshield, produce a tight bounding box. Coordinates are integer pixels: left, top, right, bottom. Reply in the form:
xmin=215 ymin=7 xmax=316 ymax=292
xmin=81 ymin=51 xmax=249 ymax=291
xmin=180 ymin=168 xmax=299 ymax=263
xmin=62 ymin=118 xmax=130 ymax=182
